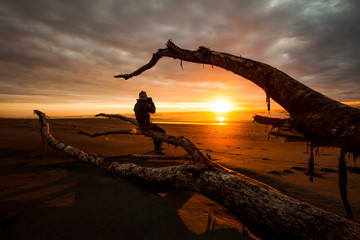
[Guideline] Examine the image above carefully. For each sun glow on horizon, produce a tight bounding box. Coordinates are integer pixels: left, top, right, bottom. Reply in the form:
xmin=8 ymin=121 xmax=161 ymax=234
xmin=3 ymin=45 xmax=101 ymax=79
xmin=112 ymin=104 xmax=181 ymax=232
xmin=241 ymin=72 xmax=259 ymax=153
xmin=211 ymin=101 xmax=232 ymax=113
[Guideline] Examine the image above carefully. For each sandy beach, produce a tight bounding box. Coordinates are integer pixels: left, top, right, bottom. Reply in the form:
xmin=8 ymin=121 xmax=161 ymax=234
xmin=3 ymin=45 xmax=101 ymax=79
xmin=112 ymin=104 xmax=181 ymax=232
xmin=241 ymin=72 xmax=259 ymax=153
xmin=1 ymin=117 xmax=359 ymax=239
xmin=0 ymin=118 xmax=258 ymax=240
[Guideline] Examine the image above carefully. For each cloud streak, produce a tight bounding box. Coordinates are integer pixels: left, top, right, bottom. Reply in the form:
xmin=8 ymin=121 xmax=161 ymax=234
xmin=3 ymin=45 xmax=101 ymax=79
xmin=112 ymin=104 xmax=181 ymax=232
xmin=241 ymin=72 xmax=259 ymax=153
xmin=0 ymin=0 xmax=359 ymax=117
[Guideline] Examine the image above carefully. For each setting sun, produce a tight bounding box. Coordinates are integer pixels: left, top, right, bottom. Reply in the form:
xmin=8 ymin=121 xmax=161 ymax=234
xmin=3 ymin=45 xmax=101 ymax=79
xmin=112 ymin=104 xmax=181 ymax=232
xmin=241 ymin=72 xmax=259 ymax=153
xmin=211 ymin=101 xmax=232 ymax=113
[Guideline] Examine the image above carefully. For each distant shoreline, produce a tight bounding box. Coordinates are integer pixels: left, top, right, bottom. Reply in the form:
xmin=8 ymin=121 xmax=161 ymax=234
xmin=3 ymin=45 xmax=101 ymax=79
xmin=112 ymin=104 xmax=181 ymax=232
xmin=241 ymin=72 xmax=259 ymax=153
xmin=0 ymin=109 xmax=288 ymax=119
xmin=0 ymin=109 xmax=289 ymax=124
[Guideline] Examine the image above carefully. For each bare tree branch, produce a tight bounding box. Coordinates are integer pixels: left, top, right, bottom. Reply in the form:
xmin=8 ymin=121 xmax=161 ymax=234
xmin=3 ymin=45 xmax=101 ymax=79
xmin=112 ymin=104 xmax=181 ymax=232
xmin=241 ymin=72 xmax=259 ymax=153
xmin=95 ymin=113 xmax=139 ymax=127
xmin=114 ymin=49 xmax=169 ymax=80
xmin=114 ymin=40 xmax=360 ymax=155
xmin=77 ymin=127 xmax=138 ymax=137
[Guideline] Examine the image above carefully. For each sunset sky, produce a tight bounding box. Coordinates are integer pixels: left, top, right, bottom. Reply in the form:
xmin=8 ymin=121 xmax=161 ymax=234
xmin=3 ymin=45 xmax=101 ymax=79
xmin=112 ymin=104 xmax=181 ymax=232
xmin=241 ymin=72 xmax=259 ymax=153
xmin=1 ymin=0 xmax=359 ymax=118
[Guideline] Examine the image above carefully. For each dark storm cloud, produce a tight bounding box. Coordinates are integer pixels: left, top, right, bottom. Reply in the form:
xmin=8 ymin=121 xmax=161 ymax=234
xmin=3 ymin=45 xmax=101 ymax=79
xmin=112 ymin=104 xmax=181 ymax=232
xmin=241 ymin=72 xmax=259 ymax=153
xmin=0 ymin=0 xmax=359 ymax=112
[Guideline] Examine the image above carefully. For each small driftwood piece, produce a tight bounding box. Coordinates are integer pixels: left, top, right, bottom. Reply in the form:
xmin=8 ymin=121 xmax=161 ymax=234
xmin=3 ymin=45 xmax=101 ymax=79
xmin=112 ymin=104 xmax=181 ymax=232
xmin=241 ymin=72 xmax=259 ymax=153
xmin=34 ymin=110 xmax=360 ymax=240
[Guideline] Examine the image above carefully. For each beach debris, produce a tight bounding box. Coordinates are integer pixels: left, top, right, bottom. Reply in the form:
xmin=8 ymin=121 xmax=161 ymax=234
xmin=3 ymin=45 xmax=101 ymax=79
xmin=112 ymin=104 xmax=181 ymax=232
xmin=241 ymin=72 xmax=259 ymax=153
xmin=113 ymin=39 xmax=360 ymax=209
xmin=34 ymin=109 xmax=360 ymax=239
xmin=30 ymin=39 xmax=360 ymax=236
xmin=77 ymin=127 xmax=138 ymax=137
xmin=114 ymin=40 xmax=360 ymax=156
xmin=76 ymin=112 xmax=222 ymax=170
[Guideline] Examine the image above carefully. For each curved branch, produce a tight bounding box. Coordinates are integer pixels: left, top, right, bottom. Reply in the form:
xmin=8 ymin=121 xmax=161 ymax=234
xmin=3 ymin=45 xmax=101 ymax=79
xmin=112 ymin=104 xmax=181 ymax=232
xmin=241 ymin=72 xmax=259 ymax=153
xmin=95 ymin=113 xmax=139 ymax=127
xmin=34 ymin=110 xmax=98 ymax=164
xmin=34 ymin=110 xmax=360 ymax=239
xmin=77 ymin=127 xmax=138 ymax=137
xmin=114 ymin=49 xmax=169 ymax=80
xmin=114 ymin=40 xmax=360 ymax=155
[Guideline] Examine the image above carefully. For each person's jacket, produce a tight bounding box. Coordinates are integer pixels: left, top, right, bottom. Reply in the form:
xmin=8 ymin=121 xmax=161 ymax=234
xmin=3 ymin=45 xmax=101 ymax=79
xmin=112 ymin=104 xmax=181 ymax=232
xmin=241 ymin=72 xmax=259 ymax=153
xmin=133 ymin=98 xmax=156 ymax=129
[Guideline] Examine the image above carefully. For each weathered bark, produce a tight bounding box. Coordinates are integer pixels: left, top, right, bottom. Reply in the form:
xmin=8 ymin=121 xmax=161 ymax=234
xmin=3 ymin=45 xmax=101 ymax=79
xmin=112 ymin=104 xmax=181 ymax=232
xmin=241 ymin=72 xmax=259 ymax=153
xmin=95 ymin=113 xmax=139 ymax=127
xmin=268 ymin=132 xmax=306 ymax=142
xmin=81 ymin=113 xmax=276 ymax=191
xmin=34 ymin=109 xmax=360 ymax=239
xmin=94 ymin=113 xmax=222 ymax=169
xmin=114 ymin=40 xmax=360 ymax=155
xmin=76 ymin=127 xmax=191 ymax=160
xmin=253 ymin=115 xmax=291 ymax=128
xmin=253 ymin=115 xmax=306 ymax=142
xmin=254 ymin=114 xmax=355 ymax=217
xmin=77 ymin=127 xmax=138 ymax=137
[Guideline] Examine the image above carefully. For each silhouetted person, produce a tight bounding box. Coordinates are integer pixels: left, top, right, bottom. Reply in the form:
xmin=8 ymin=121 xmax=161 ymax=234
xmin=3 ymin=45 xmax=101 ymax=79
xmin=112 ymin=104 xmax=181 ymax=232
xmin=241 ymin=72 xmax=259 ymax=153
xmin=134 ymin=91 xmax=166 ymax=153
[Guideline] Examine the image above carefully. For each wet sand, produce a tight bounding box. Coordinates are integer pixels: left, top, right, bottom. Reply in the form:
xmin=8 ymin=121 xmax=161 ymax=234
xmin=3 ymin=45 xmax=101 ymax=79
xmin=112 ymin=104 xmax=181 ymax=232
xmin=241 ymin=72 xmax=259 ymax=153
xmin=1 ymin=117 xmax=359 ymax=239
xmin=163 ymin=121 xmax=360 ymax=219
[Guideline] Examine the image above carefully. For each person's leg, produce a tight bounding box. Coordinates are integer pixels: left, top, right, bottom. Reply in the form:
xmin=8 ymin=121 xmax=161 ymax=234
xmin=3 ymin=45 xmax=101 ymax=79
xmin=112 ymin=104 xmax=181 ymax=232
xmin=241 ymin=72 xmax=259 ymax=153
xmin=151 ymin=137 xmax=157 ymax=148
xmin=154 ymin=138 xmax=162 ymax=150
xmin=149 ymin=124 xmax=165 ymax=150
xmin=151 ymin=124 xmax=166 ymax=134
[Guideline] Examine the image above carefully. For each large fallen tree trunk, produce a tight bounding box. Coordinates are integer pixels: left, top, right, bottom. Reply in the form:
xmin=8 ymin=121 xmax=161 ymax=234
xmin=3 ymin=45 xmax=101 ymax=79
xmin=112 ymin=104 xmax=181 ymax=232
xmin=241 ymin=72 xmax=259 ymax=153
xmin=34 ymin=110 xmax=360 ymax=239
xmin=114 ymin=40 xmax=360 ymax=156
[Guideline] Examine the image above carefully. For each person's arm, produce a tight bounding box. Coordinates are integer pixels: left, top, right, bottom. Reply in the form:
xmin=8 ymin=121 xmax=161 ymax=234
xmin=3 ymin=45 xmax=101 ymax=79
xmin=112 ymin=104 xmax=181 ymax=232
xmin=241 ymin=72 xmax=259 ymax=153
xmin=146 ymin=97 xmax=156 ymax=113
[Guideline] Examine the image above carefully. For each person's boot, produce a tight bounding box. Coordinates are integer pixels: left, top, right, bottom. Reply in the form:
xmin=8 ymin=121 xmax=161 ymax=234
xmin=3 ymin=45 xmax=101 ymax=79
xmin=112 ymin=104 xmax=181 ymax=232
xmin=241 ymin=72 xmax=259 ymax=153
xmin=154 ymin=147 xmax=164 ymax=155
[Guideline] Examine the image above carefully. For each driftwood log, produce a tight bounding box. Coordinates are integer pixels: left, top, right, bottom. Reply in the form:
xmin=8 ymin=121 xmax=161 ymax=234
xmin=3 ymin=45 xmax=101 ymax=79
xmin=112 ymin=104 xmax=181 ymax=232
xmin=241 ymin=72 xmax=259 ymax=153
xmin=34 ymin=110 xmax=360 ymax=239
xmin=114 ymin=40 xmax=360 ymax=155
xmin=88 ymin=113 xmax=222 ymax=169
xmin=114 ymin=40 xmax=360 ymax=219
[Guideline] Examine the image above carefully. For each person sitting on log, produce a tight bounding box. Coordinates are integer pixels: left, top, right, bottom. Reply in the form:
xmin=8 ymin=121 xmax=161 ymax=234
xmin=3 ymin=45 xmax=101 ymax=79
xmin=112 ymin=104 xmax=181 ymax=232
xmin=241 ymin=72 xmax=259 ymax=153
xmin=134 ymin=90 xmax=166 ymax=154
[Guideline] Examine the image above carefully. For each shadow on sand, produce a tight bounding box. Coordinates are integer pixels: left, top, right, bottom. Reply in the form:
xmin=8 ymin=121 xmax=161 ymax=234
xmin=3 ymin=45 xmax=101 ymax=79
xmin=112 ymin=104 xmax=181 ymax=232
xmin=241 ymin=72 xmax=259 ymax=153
xmin=0 ymin=149 xmax=255 ymax=240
